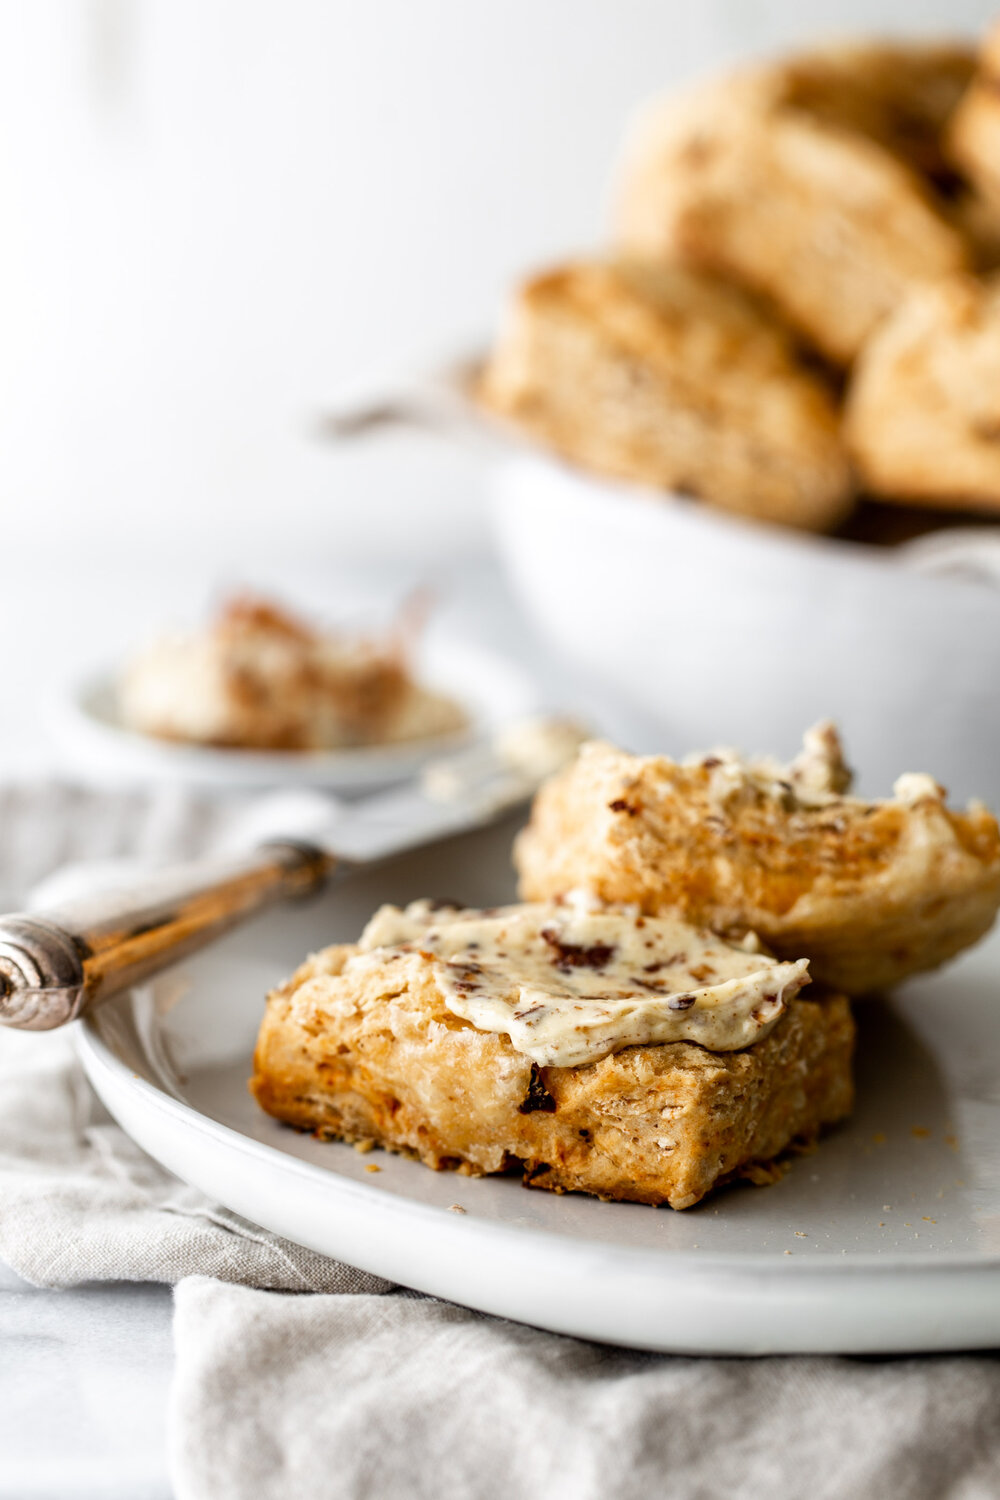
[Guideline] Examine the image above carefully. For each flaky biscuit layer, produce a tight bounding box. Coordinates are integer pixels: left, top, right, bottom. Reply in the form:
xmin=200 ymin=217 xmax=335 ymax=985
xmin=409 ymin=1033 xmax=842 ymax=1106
xmin=616 ymin=48 xmax=970 ymax=364
xmin=251 ymin=942 xmax=853 ymax=1210
xmin=515 ymin=740 xmax=1000 ymax=995
xmin=479 ymin=260 xmax=851 ymax=533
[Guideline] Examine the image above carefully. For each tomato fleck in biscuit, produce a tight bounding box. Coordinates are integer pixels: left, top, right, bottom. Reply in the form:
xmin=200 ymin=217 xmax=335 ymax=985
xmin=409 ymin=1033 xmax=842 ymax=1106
xmin=250 ymin=899 xmax=853 ymax=1210
xmin=478 ymin=260 xmax=852 ymax=533
xmin=616 ymin=49 xmax=970 ymax=365
xmin=515 ymin=724 xmax=1000 ymax=996
xmin=845 ymin=275 xmax=1000 ymax=512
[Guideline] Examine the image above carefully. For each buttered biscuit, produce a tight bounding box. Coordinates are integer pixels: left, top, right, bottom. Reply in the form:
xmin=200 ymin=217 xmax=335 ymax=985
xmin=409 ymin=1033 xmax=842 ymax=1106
xmin=251 ymin=900 xmax=853 ymax=1210
xmin=515 ymin=724 xmax=1000 ymax=996
xmin=120 ymin=596 xmax=466 ymax=752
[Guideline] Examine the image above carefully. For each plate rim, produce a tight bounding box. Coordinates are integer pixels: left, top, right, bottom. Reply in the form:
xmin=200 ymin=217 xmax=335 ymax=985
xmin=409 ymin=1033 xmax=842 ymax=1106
xmin=76 ymin=1006 xmax=1000 ymax=1283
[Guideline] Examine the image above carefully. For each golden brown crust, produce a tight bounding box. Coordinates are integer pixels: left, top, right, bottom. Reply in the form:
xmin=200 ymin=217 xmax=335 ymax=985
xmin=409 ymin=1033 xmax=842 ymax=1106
xmin=845 ymin=274 xmax=1000 ymax=511
xmin=250 ymin=943 xmax=854 ymax=1210
xmin=774 ymin=40 xmax=974 ymax=183
xmin=779 ymin=41 xmax=1000 ymax=270
xmin=949 ymin=22 xmax=1000 ymax=215
xmin=479 ymin=260 xmax=852 ymax=533
xmin=514 ymin=742 xmax=1000 ymax=995
xmin=616 ymin=49 xmax=970 ymax=365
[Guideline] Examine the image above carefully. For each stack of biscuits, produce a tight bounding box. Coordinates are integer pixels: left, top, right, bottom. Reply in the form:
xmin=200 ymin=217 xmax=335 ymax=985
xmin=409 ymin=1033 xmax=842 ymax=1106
xmin=479 ymin=29 xmax=1000 ymax=535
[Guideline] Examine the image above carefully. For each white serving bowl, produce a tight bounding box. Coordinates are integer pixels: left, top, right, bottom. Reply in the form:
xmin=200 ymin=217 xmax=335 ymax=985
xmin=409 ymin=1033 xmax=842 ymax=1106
xmin=490 ymin=455 xmax=1000 ymax=805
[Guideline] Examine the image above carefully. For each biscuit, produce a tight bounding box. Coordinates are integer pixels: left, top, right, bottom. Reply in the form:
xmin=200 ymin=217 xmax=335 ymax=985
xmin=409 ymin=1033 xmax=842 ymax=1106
xmin=616 ymin=50 xmax=970 ymax=364
xmin=845 ymin=274 xmax=1000 ymax=511
xmin=250 ymin=914 xmax=853 ymax=1211
xmin=515 ymin=725 xmax=1000 ymax=996
xmin=479 ymin=260 xmax=852 ymax=533
xmin=773 ymin=40 xmax=974 ymax=184
xmin=949 ymin=22 xmax=1000 ymax=215
xmin=779 ymin=42 xmax=1000 ymax=269
xmin=946 ymin=187 xmax=1000 ymax=274
xmin=120 ymin=596 xmax=466 ymax=751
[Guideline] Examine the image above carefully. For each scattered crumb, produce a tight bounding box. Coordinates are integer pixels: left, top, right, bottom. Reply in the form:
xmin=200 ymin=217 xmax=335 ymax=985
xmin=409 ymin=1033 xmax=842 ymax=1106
xmin=911 ymin=1127 xmax=930 ymax=1140
xmin=448 ymin=1204 xmax=467 ymax=1214
xmin=365 ymin=1163 xmax=381 ymax=1174
xmin=904 ymin=1222 xmax=912 ymax=1228
xmin=871 ymin=1132 xmax=887 ymax=1146
xmin=922 ymin=1217 xmax=936 ymax=1224
xmin=878 ymin=1222 xmax=885 ymax=1227
xmin=353 ymin=1139 xmax=375 ymax=1154
xmin=744 ymin=1160 xmax=787 ymax=1187
xmin=794 ymin=1231 xmax=807 ymax=1238
xmin=882 ymin=1205 xmax=892 ymax=1212
xmin=784 ymin=1250 xmax=792 ymax=1255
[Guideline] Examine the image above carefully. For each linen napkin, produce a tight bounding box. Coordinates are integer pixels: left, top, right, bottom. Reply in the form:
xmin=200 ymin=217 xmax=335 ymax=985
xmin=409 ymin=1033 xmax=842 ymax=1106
xmin=0 ymin=781 xmax=390 ymax=1294
xmin=170 ymin=1279 xmax=1000 ymax=1500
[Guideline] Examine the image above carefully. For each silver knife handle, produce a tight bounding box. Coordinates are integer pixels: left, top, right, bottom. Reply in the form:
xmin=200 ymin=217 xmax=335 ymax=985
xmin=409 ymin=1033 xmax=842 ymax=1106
xmin=0 ymin=840 xmax=335 ymax=1031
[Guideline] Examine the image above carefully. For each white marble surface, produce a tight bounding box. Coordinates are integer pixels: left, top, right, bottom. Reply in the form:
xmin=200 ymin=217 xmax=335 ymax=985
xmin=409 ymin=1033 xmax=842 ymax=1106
xmin=0 ymin=1263 xmax=173 ymax=1500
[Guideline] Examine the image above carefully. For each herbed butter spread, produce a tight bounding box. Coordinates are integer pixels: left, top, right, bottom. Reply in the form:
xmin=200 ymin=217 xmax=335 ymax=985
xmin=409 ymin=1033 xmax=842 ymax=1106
xmin=687 ymin=718 xmax=945 ymax=813
xmin=354 ymin=896 xmax=809 ymax=1068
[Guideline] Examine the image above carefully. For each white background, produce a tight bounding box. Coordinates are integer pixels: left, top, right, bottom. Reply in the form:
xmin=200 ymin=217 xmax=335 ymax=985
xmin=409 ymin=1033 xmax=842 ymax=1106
xmin=1 ymin=0 xmax=996 ymax=567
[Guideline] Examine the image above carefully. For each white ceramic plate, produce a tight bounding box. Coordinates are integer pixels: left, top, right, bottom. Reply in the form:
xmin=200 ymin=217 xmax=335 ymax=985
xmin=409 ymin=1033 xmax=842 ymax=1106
xmin=46 ymin=636 xmax=538 ymax=791
xmin=73 ymin=815 xmax=1000 ymax=1355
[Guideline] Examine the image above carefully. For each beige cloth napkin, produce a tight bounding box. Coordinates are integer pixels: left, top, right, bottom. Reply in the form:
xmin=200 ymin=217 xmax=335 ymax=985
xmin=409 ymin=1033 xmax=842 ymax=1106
xmin=0 ymin=783 xmax=390 ymax=1294
xmin=0 ymin=1025 xmax=390 ymax=1293
xmin=4 ymin=783 xmax=1000 ymax=1500
xmin=170 ymin=1279 xmax=1000 ymax=1500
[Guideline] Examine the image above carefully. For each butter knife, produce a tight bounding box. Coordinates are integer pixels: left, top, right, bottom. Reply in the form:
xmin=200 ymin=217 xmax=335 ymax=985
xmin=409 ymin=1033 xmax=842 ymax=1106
xmin=0 ymin=718 xmax=582 ymax=1031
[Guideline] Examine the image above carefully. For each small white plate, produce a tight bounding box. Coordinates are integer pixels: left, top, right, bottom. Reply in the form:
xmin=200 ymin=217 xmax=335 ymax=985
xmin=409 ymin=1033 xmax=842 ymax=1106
xmin=47 ymin=636 xmax=539 ymax=791
xmin=76 ymin=816 xmax=1000 ymax=1356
